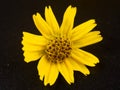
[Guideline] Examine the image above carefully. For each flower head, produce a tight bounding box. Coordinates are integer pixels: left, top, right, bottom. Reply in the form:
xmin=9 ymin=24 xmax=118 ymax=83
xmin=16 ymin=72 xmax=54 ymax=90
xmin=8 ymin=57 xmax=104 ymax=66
xmin=22 ymin=5 xmax=103 ymax=86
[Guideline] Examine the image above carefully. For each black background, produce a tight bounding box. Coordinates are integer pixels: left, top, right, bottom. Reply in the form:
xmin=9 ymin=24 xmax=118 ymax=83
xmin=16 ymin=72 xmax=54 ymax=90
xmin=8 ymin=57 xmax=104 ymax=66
xmin=0 ymin=0 xmax=120 ymax=90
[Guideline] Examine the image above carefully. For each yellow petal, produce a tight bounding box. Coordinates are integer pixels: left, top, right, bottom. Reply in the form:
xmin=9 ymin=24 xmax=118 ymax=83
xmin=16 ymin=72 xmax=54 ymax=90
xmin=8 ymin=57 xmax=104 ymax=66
xmin=22 ymin=32 xmax=46 ymax=62
xmin=37 ymin=55 xmax=51 ymax=81
xmin=60 ymin=5 xmax=77 ymax=37
xmin=23 ymin=51 xmax=43 ymax=63
xmin=22 ymin=32 xmax=47 ymax=51
xmin=33 ymin=13 xmax=54 ymax=39
xmin=57 ymin=60 xmax=74 ymax=84
xmin=72 ymin=31 xmax=103 ymax=48
xmin=64 ymin=59 xmax=74 ymax=83
xmin=22 ymin=32 xmax=48 ymax=46
xmin=44 ymin=64 xmax=51 ymax=86
xmin=71 ymin=49 xmax=98 ymax=67
xmin=45 ymin=6 xmax=59 ymax=34
xmin=78 ymin=49 xmax=99 ymax=63
xmin=48 ymin=63 xmax=59 ymax=86
xmin=69 ymin=57 xmax=90 ymax=75
xmin=22 ymin=42 xmax=45 ymax=51
xmin=71 ymin=19 xmax=96 ymax=41
xmin=82 ymin=31 xmax=101 ymax=37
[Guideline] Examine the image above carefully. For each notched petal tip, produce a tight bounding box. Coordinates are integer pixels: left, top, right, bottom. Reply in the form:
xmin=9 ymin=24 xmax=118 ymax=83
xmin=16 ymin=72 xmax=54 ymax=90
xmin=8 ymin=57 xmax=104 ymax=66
xmin=22 ymin=32 xmax=28 ymax=38
xmin=22 ymin=31 xmax=26 ymax=35
xmin=40 ymin=76 xmax=44 ymax=81
xmin=44 ymin=82 xmax=48 ymax=86
xmin=36 ymin=12 xmax=40 ymax=16
xmin=72 ymin=6 xmax=77 ymax=11
xmin=33 ymin=12 xmax=41 ymax=18
xmin=48 ymin=5 xmax=51 ymax=9
xmin=45 ymin=6 xmax=48 ymax=11
xmin=36 ymin=12 xmax=41 ymax=20
xmin=32 ymin=12 xmax=38 ymax=18
xmin=32 ymin=14 xmax=36 ymax=21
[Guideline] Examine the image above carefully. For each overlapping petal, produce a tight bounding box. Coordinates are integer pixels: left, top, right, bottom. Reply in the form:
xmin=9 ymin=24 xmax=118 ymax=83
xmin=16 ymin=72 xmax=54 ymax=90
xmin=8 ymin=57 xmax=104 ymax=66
xmin=69 ymin=57 xmax=90 ymax=75
xmin=64 ymin=58 xmax=74 ymax=83
xmin=37 ymin=55 xmax=51 ymax=81
xmin=44 ymin=63 xmax=59 ymax=86
xmin=33 ymin=13 xmax=54 ymax=39
xmin=71 ymin=19 xmax=97 ymax=41
xmin=72 ymin=31 xmax=103 ymax=48
xmin=57 ymin=59 xmax=74 ymax=84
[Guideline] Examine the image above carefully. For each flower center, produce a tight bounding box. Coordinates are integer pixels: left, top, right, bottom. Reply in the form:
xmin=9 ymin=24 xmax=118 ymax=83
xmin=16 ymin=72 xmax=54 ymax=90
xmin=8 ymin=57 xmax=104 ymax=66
xmin=45 ymin=37 xmax=72 ymax=63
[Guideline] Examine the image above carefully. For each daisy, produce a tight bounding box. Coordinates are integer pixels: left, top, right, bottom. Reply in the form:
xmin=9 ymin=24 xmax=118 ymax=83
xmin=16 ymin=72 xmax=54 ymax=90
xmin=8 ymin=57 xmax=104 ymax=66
xmin=22 ymin=5 xmax=103 ymax=86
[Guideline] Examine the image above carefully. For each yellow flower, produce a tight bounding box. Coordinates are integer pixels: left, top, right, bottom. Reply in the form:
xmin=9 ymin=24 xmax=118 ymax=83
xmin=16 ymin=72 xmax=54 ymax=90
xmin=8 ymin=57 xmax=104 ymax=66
xmin=22 ymin=5 xmax=103 ymax=86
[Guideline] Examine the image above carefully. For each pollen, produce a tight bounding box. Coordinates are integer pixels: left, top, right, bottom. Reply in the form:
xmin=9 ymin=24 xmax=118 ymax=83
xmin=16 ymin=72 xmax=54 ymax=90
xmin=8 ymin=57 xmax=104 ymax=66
xmin=45 ymin=37 xmax=72 ymax=63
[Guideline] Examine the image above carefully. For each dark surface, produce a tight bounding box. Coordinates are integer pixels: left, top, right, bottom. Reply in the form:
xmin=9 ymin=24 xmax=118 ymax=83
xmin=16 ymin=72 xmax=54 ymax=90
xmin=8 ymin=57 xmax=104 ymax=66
xmin=0 ymin=0 xmax=120 ymax=90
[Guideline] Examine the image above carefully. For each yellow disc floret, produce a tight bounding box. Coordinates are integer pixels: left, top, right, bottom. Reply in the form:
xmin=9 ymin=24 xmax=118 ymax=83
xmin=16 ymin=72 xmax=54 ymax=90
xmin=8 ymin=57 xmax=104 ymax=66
xmin=45 ymin=37 xmax=72 ymax=63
